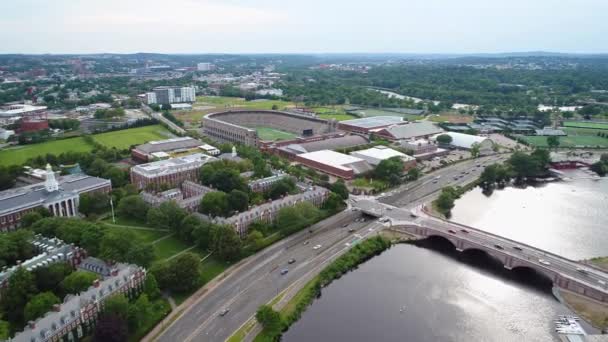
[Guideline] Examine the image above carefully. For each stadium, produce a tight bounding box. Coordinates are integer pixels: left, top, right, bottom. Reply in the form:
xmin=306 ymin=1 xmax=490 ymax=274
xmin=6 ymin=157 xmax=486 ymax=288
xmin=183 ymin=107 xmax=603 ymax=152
xmin=202 ymin=109 xmax=337 ymax=146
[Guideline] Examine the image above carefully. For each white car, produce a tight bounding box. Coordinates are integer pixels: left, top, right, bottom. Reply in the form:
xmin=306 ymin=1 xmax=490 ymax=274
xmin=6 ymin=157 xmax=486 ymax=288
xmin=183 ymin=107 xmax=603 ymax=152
xmin=353 ymin=234 xmax=362 ymax=239
xmin=344 ymin=242 xmax=351 ymax=247
xmin=313 ymin=244 xmax=322 ymax=250
xmin=539 ymin=259 xmax=551 ymax=266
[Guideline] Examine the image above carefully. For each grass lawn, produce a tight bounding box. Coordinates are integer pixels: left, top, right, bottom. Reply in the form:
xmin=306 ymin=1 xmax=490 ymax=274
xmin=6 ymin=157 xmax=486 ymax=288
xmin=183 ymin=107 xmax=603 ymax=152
xmin=255 ymin=127 xmax=297 ymax=141
xmin=564 ymin=121 xmax=608 ymax=130
xmin=92 ymin=125 xmax=171 ymax=149
xmin=0 ymin=137 xmax=92 ymax=167
xmin=196 ymin=96 xmax=293 ymax=110
xmin=521 ymin=135 xmax=608 ymax=148
xmin=351 ymin=177 xmax=388 ymax=191
xmin=153 ymin=236 xmax=194 ymax=260
xmin=562 ymin=127 xmax=607 ymax=136
xmin=104 ymin=226 xmax=170 ymax=244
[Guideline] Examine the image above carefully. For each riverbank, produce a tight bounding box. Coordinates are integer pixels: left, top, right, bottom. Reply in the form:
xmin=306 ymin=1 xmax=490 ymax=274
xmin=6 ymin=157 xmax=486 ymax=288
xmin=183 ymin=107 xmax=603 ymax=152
xmin=253 ymin=236 xmax=392 ymax=341
xmin=558 ymin=289 xmax=608 ymax=330
xmin=587 ymin=256 xmax=608 ymax=271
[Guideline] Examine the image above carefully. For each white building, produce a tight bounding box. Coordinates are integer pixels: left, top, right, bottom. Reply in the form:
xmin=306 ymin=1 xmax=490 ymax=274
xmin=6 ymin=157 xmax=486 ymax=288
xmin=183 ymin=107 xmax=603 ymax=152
xmin=198 ymin=143 xmax=220 ymax=156
xmin=146 ymin=86 xmax=196 ymax=105
xmin=350 ymin=146 xmax=417 ymax=170
xmin=197 ymin=63 xmax=213 ymax=71
xmin=433 ymin=132 xmax=494 ymax=152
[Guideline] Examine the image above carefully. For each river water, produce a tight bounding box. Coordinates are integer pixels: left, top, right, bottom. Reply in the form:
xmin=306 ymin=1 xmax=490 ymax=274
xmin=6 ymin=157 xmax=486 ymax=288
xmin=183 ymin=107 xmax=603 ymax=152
xmin=284 ymin=171 xmax=606 ymax=341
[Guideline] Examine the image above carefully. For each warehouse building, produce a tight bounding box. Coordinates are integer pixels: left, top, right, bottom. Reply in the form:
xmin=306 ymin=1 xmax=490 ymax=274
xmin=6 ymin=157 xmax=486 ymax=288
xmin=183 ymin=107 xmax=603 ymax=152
xmin=275 ymin=134 xmax=369 ymax=159
xmin=371 ymin=121 xmax=443 ymax=141
xmin=295 ymin=150 xmax=373 ymax=179
xmin=432 ymin=132 xmax=495 ymax=153
xmin=337 ymin=116 xmax=404 ymax=134
xmin=350 ymin=146 xmax=417 ymax=170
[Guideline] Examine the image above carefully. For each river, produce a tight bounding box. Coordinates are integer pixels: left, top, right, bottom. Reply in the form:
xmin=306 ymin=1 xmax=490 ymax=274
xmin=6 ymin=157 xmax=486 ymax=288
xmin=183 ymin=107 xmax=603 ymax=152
xmin=284 ymin=170 xmax=606 ymax=341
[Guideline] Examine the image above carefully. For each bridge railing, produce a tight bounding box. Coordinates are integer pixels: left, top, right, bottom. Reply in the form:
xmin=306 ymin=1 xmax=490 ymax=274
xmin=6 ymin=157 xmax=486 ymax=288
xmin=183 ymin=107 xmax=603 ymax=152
xmin=419 ymin=205 xmax=589 ymax=267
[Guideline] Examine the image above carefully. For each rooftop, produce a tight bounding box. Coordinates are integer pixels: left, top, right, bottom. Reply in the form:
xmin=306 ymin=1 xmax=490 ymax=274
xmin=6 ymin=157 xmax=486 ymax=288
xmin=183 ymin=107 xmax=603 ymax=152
xmin=374 ymin=121 xmax=443 ymax=139
xmin=135 ymin=137 xmax=204 ymax=154
xmin=298 ymin=150 xmax=373 ymax=174
xmin=434 ymin=132 xmax=491 ymax=149
xmin=340 ymin=116 xmax=404 ymax=129
xmin=131 ymin=153 xmax=217 ymax=177
xmin=350 ymin=146 xmax=414 ymax=162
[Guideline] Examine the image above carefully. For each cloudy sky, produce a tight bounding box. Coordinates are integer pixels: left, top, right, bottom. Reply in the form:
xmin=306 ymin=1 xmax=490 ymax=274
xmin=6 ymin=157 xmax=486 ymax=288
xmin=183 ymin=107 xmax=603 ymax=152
xmin=1 ymin=0 xmax=607 ymax=54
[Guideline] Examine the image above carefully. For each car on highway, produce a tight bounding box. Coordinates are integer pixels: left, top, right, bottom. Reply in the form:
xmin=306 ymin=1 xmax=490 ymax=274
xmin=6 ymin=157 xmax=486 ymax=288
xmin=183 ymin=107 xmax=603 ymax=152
xmin=513 ymin=246 xmax=523 ymax=251
xmin=342 ymin=223 xmax=349 ymax=228
xmin=313 ymin=244 xmax=322 ymax=250
xmin=410 ymin=213 xmax=418 ymax=218
xmin=460 ymin=229 xmax=469 ymax=233
xmin=576 ymin=267 xmax=588 ymax=275
xmin=345 ymin=242 xmax=351 ymax=247
xmin=348 ymin=228 xmax=356 ymax=232
xmin=539 ymin=259 xmax=551 ymax=266
xmin=354 ymin=234 xmax=363 ymax=239
xmin=288 ymin=258 xmax=296 ymax=264
xmin=494 ymin=244 xmax=504 ymax=250
xmin=303 ymin=241 xmax=310 ymax=245
xmin=280 ymin=268 xmax=289 ymax=275
xmin=448 ymin=229 xmax=456 ymax=234
xmin=219 ymin=308 xmax=230 ymax=317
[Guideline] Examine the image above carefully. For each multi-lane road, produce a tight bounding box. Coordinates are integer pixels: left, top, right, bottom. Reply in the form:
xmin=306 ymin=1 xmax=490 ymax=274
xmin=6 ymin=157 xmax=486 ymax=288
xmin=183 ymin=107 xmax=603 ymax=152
xmin=153 ymin=211 xmax=386 ymax=342
xmin=149 ymin=154 xmax=510 ymax=342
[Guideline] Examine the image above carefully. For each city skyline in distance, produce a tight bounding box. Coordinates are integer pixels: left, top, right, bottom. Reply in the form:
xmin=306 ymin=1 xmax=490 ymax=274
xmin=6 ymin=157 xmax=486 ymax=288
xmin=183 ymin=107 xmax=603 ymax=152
xmin=1 ymin=0 xmax=608 ymax=54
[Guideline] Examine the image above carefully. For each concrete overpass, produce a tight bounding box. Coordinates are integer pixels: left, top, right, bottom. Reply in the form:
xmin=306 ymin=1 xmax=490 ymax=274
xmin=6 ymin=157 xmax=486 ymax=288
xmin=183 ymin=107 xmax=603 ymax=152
xmin=353 ymin=199 xmax=608 ymax=304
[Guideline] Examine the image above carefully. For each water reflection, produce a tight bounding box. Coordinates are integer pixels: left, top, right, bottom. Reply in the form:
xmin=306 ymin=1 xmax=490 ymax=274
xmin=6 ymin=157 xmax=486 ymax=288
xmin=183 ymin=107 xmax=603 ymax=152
xmin=284 ymin=243 xmax=578 ymax=342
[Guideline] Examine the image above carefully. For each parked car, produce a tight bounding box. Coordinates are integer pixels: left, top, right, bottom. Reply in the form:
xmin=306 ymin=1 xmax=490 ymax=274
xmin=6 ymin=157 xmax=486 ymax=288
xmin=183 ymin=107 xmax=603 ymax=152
xmin=460 ymin=229 xmax=469 ymax=233
xmin=288 ymin=258 xmax=296 ymax=264
xmin=313 ymin=244 xmax=322 ymax=250
xmin=280 ymin=268 xmax=289 ymax=275
xmin=513 ymin=246 xmax=523 ymax=251
xmin=219 ymin=308 xmax=230 ymax=317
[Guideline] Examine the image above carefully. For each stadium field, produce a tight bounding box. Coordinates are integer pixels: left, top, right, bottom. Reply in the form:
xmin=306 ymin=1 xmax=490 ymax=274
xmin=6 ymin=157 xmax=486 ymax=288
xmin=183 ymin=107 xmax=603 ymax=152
xmin=255 ymin=127 xmax=297 ymax=141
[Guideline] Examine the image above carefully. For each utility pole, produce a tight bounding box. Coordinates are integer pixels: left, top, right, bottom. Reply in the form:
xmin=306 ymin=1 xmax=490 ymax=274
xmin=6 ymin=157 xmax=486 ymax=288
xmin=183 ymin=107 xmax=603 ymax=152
xmin=110 ymin=197 xmax=116 ymax=224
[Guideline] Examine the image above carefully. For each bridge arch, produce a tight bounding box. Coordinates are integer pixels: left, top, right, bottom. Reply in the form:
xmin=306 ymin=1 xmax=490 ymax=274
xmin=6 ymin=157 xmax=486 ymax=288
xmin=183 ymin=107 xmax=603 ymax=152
xmin=424 ymin=234 xmax=458 ymax=250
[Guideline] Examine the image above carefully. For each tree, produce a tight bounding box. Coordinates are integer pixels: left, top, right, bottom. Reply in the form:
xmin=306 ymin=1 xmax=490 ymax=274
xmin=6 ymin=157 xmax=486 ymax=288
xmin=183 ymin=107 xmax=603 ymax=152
xmin=143 ymin=274 xmax=161 ymax=300
xmin=93 ymin=314 xmax=128 ymax=342
xmin=435 ymin=187 xmax=461 ymax=217
xmin=147 ymin=201 xmax=187 ymax=231
xmin=330 ymin=180 xmax=349 ymax=200
xmin=547 ymin=135 xmax=560 ymax=149
xmin=104 ymin=294 xmax=129 ymax=320
xmin=267 ymin=178 xmax=296 ymax=200
xmin=256 ymin=305 xmax=282 ymax=333
xmin=24 ymin=292 xmax=60 ymax=322
xmin=406 ymin=167 xmax=421 ymax=181
xmin=322 ymin=192 xmax=344 ymax=212
xmin=128 ymin=294 xmax=152 ymax=330
xmin=0 ymin=320 xmax=9 ymax=340
xmin=125 ymin=244 xmax=155 ymax=267
xmin=436 ymin=134 xmax=453 ymax=145
xmin=100 ymin=230 xmax=137 ymax=262
xmin=470 ymin=142 xmax=481 ymax=158
xmin=61 ymin=271 xmax=98 ymax=294
xmin=151 ymin=253 xmax=202 ymax=293
xmin=374 ymin=157 xmax=404 ymax=185
xmin=0 ymin=268 xmax=37 ymax=325
xmin=20 ymin=212 xmax=43 ymax=228
xmin=228 ymin=190 xmax=249 ymax=213
xmin=212 ymin=225 xmax=242 ymax=261
xmin=178 ymin=214 xmax=202 ymax=241
xmin=199 ymin=191 xmax=230 ymax=217
xmin=192 ymin=221 xmax=212 ymax=250
xmin=33 ymin=263 xmax=73 ymax=292
xmin=78 ymin=191 xmax=110 ymax=216
xmin=116 ymin=195 xmax=149 ymax=221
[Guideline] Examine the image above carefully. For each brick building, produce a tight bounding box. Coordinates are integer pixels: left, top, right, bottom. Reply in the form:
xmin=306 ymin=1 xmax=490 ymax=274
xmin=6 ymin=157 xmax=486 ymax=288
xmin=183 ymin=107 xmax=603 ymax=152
xmin=294 ymin=150 xmax=373 ymax=180
xmin=130 ymin=153 xmax=217 ymax=190
xmin=131 ymin=137 xmax=208 ymax=162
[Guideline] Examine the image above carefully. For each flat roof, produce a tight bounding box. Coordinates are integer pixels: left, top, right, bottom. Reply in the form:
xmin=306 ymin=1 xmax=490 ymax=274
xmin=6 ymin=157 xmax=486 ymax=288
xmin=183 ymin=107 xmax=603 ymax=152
xmin=340 ymin=116 xmax=404 ymax=129
xmin=132 ymin=153 xmax=217 ymax=176
xmin=351 ymin=146 xmax=414 ymax=161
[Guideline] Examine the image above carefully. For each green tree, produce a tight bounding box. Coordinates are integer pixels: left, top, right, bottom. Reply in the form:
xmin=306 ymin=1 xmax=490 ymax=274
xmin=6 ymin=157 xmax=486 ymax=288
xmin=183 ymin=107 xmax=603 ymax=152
xmin=20 ymin=212 xmax=43 ymax=228
xmin=212 ymin=225 xmax=242 ymax=261
xmin=103 ymin=294 xmax=129 ymax=320
xmin=126 ymin=244 xmax=155 ymax=268
xmin=61 ymin=271 xmax=98 ymax=294
xmin=330 ymin=180 xmax=349 ymax=200
xmin=256 ymin=305 xmax=282 ymax=333
xmin=322 ymin=192 xmax=344 ymax=212
xmin=146 ymin=201 xmax=187 ymax=231
xmin=99 ymin=229 xmax=137 ymax=262
xmin=0 ymin=268 xmax=37 ymax=325
xmin=33 ymin=263 xmax=73 ymax=292
xmin=0 ymin=320 xmax=9 ymax=340
xmin=406 ymin=167 xmax=421 ymax=181
xmin=24 ymin=292 xmax=60 ymax=322
xmin=547 ymin=135 xmax=560 ymax=149
xmin=436 ymin=134 xmax=453 ymax=145
xmin=374 ymin=157 xmax=404 ymax=185
xmin=116 ymin=195 xmax=149 ymax=222
xmin=78 ymin=191 xmax=110 ymax=216
xmin=151 ymin=253 xmax=202 ymax=293
xmin=470 ymin=142 xmax=481 ymax=158
xmin=128 ymin=294 xmax=152 ymax=330
xmin=199 ymin=191 xmax=230 ymax=217
xmin=192 ymin=221 xmax=212 ymax=250
xmin=143 ymin=274 xmax=161 ymax=300
xmin=228 ymin=190 xmax=249 ymax=213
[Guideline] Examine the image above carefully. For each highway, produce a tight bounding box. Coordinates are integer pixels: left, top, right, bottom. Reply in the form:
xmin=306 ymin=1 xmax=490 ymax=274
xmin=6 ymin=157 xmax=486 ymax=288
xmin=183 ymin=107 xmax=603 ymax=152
xmin=149 ymin=154 xmax=513 ymax=342
xmin=153 ymin=210 xmax=386 ymax=342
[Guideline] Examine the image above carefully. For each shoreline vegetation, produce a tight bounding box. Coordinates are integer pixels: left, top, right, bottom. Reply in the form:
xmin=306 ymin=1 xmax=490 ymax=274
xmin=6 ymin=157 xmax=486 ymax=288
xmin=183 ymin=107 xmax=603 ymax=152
xmin=252 ymin=236 xmax=392 ymax=341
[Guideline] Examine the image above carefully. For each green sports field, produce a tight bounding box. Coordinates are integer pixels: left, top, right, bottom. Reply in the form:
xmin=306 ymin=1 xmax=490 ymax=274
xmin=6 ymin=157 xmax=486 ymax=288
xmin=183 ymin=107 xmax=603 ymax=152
xmin=256 ymin=127 xmax=297 ymax=141
xmin=563 ymin=121 xmax=608 ymax=130
xmin=520 ymin=135 xmax=608 ymax=148
xmin=92 ymin=125 xmax=170 ymax=149
xmin=0 ymin=137 xmax=92 ymax=167
xmin=0 ymin=125 xmax=171 ymax=167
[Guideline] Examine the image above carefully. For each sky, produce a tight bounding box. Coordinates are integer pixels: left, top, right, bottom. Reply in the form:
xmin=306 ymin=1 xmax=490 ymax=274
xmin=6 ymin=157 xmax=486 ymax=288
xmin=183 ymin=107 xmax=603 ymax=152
xmin=1 ymin=0 xmax=607 ymax=54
